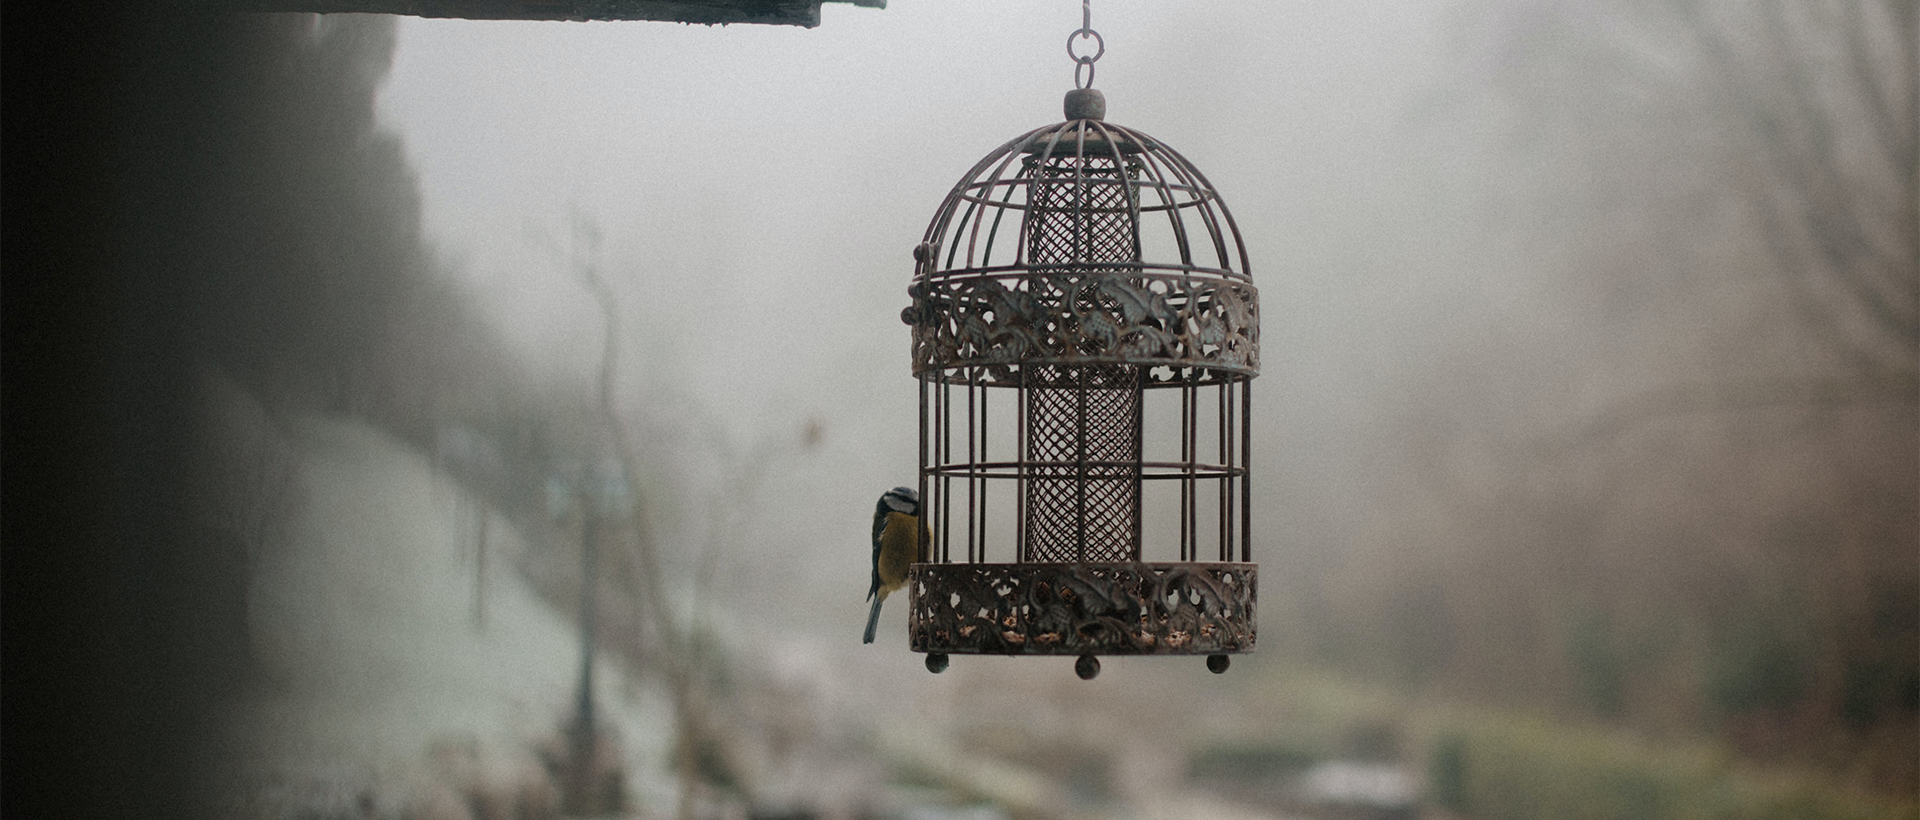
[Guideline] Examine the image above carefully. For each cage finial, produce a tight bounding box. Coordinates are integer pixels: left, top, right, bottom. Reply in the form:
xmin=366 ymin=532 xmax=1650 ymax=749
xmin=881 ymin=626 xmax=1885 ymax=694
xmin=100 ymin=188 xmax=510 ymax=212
xmin=1064 ymin=87 xmax=1106 ymax=120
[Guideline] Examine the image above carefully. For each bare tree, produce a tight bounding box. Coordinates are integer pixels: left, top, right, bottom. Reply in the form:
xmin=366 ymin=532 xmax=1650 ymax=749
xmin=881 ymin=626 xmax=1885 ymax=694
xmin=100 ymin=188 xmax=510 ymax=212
xmin=538 ymin=209 xmax=759 ymax=818
xmin=1463 ymin=0 xmax=1917 ymax=399
xmin=1329 ymin=1 xmax=1920 ymax=789
xmin=1671 ymin=0 xmax=1917 ymax=383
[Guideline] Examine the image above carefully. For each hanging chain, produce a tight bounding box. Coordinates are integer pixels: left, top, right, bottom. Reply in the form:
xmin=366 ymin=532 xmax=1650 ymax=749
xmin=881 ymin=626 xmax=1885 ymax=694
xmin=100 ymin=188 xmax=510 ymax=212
xmin=1067 ymin=0 xmax=1104 ymax=89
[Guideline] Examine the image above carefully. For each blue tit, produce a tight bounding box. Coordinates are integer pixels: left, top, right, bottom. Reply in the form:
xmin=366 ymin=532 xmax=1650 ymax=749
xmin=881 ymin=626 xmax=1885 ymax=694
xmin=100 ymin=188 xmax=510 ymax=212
xmin=865 ymin=486 xmax=929 ymax=644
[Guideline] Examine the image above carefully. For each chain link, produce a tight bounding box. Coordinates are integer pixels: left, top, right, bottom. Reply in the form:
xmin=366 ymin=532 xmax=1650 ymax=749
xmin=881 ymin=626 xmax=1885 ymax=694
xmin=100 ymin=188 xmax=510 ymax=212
xmin=1066 ymin=0 xmax=1103 ymax=89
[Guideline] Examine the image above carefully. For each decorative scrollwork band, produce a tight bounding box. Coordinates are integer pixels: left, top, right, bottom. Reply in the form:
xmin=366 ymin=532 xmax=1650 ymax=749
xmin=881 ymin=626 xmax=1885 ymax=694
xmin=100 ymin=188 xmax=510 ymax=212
xmin=907 ymin=562 xmax=1256 ymax=655
xmin=904 ymin=271 xmax=1259 ymax=381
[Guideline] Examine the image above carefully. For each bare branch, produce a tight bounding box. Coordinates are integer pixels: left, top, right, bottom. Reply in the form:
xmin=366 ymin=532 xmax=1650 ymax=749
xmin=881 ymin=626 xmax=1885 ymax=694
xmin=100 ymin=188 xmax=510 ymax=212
xmin=1677 ymin=0 xmax=1919 ymax=361
xmin=1836 ymin=0 xmax=1913 ymax=177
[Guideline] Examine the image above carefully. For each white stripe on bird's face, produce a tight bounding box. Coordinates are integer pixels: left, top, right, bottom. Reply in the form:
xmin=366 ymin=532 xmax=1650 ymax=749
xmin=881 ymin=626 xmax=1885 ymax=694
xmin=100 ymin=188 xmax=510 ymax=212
xmin=883 ymin=486 xmax=918 ymax=514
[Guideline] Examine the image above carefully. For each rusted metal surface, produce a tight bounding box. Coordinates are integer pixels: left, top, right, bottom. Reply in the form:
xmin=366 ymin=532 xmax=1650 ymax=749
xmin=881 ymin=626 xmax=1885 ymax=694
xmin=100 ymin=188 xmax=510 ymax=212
xmin=907 ymin=562 xmax=1256 ymax=655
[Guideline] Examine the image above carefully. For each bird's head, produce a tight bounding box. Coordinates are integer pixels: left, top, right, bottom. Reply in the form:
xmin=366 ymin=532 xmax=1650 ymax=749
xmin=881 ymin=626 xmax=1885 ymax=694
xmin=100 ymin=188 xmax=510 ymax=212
xmin=879 ymin=486 xmax=920 ymax=517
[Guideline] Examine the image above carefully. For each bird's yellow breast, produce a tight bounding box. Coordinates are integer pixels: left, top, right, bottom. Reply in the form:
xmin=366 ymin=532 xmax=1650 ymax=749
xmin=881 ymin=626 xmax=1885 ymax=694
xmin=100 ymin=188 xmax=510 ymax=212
xmin=876 ymin=511 xmax=924 ymax=592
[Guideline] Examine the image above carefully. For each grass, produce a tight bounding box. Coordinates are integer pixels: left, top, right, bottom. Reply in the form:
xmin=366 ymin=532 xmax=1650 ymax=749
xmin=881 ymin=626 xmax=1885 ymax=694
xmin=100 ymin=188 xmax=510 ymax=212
xmin=1427 ymin=715 xmax=1919 ymax=820
xmin=1209 ymin=663 xmax=1919 ymax=820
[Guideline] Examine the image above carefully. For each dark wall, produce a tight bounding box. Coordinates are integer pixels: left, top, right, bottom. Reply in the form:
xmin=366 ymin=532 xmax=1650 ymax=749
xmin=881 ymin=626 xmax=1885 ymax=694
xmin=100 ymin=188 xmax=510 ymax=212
xmin=9 ymin=7 xmax=197 ymax=818
xmin=2 ymin=8 xmax=424 ymax=817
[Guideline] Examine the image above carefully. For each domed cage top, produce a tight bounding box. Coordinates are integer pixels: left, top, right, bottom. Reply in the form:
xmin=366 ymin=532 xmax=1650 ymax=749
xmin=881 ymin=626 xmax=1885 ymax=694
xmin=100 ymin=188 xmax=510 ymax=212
xmin=901 ymin=94 xmax=1258 ymax=667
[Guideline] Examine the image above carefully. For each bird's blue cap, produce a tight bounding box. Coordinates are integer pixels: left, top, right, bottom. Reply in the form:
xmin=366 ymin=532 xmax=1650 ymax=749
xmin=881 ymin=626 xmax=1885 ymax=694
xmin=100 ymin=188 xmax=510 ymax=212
xmin=882 ymin=486 xmax=918 ymax=513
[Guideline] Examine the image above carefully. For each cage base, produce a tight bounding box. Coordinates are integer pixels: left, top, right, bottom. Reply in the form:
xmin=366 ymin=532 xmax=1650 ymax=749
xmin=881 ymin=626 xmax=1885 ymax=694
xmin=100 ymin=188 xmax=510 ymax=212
xmin=907 ymin=561 xmax=1255 ymax=656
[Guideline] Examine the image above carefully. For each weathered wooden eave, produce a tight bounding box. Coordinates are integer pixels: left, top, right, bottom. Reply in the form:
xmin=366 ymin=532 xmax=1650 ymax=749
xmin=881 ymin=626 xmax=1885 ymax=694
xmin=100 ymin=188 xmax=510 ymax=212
xmin=236 ymin=0 xmax=882 ymax=26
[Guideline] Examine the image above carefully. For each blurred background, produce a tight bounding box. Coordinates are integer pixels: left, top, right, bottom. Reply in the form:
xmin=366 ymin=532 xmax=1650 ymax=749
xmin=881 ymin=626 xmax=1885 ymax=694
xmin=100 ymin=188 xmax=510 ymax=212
xmin=3 ymin=2 xmax=1913 ymax=819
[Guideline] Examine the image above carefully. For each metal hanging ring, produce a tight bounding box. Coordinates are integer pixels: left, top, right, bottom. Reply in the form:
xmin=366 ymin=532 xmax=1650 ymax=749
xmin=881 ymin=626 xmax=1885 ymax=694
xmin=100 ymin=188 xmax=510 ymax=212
xmin=1067 ymin=27 xmax=1105 ymax=65
xmin=1067 ymin=27 xmax=1103 ymax=89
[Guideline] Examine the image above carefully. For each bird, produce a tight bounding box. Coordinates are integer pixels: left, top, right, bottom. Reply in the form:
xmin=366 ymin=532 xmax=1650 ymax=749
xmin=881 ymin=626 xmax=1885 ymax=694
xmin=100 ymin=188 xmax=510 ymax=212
xmin=865 ymin=486 xmax=929 ymax=644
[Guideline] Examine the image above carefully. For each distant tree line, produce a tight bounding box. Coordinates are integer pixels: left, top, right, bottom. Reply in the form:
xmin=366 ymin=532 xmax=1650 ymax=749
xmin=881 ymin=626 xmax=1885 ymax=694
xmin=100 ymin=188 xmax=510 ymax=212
xmin=1308 ymin=0 xmax=1916 ymax=796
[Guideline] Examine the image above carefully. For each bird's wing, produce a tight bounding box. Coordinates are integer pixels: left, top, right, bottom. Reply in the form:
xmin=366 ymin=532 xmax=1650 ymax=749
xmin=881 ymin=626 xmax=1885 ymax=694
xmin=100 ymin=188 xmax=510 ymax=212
xmin=869 ymin=507 xmax=885 ymax=601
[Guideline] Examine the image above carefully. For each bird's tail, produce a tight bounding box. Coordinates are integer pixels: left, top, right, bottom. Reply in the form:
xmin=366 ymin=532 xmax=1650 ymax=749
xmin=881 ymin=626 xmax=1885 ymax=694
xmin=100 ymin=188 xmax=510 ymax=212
xmin=863 ymin=592 xmax=885 ymax=644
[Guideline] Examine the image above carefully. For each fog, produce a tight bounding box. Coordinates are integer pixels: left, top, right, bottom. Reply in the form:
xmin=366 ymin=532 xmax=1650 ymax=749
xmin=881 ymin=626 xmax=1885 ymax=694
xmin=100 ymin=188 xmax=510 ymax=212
xmin=4 ymin=2 xmax=1912 ymax=819
xmin=373 ymin=2 xmax=1467 ymax=632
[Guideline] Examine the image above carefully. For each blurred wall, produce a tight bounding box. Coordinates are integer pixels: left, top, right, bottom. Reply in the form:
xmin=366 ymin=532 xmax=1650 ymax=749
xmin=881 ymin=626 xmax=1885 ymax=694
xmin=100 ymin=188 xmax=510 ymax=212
xmin=2 ymin=8 xmax=431 ymax=817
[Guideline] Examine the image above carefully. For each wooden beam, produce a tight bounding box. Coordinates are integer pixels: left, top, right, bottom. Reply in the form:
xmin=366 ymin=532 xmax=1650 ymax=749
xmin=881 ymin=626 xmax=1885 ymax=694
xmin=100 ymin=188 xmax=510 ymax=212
xmin=234 ymin=0 xmax=883 ymax=26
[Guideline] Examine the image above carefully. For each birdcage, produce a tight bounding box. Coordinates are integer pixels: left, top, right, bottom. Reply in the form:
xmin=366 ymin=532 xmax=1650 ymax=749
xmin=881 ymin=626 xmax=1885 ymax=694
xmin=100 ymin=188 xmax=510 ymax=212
xmin=901 ymin=86 xmax=1257 ymax=679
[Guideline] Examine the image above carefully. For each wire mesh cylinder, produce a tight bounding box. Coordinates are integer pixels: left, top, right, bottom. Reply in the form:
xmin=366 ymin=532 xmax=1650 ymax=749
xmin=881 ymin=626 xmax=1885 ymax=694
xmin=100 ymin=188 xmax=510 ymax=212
xmin=1023 ymin=363 xmax=1140 ymax=562
xmin=1022 ymin=147 xmax=1144 ymax=561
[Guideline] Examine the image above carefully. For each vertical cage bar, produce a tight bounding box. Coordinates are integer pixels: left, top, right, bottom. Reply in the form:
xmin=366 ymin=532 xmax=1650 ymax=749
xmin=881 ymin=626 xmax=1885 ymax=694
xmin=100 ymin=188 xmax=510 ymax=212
xmin=932 ymin=372 xmax=940 ymax=563
xmin=918 ymin=374 xmax=929 ymax=563
xmin=1241 ymin=377 xmax=1252 ymax=563
xmin=931 ymin=371 xmax=940 ymax=563
xmin=1178 ymin=372 xmax=1189 ymax=562
xmin=1226 ymin=379 xmax=1237 ymax=562
xmin=1221 ymin=380 xmax=1236 ymax=560
xmin=1219 ymin=378 xmax=1229 ymax=563
xmin=1016 ymin=364 xmax=1028 ymax=564
xmin=927 ymin=372 xmax=937 ymax=563
xmin=1121 ymin=366 xmax=1136 ymax=564
xmin=1074 ymin=366 xmax=1088 ymax=563
xmin=940 ymin=372 xmax=952 ymax=564
xmin=978 ymin=366 xmax=988 ymax=565
xmin=1218 ymin=380 xmax=1229 ymax=561
xmin=1187 ymin=374 xmax=1198 ymax=562
xmin=967 ymin=368 xmax=976 ymax=565
xmin=1226 ymin=376 xmax=1237 ymax=562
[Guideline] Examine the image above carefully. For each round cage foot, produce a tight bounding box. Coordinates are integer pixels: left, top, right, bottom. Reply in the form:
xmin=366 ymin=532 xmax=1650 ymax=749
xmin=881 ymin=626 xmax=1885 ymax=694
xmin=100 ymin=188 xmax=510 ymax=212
xmin=925 ymin=652 xmax=950 ymax=674
xmin=1207 ymin=654 xmax=1231 ymax=674
xmin=1074 ymin=654 xmax=1101 ymax=680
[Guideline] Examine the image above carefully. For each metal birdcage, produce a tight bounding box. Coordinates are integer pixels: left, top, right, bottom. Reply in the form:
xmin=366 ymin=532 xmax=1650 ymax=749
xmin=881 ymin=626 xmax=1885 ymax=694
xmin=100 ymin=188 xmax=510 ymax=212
xmin=901 ymin=86 xmax=1258 ymax=678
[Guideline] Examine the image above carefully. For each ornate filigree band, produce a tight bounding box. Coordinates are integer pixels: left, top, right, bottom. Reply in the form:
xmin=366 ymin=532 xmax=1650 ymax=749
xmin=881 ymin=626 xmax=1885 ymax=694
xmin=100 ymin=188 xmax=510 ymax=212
xmin=907 ymin=562 xmax=1256 ymax=655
